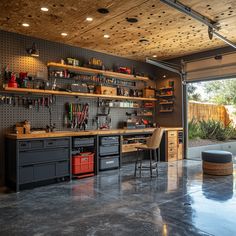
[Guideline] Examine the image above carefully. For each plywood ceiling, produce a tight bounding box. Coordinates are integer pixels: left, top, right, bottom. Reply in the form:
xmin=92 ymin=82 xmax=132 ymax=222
xmin=0 ymin=0 xmax=236 ymax=60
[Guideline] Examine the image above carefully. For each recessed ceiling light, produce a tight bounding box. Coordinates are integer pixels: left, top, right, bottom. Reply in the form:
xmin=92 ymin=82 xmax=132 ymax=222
xmin=41 ymin=7 xmax=49 ymax=12
xmin=139 ymin=39 xmax=149 ymax=44
xmin=86 ymin=17 xmax=93 ymax=21
xmin=104 ymin=34 xmax=110 ymax=38
xmin=22 ymin=23 xmax=29 ymax=27
xmin=163 ymin=75 xmax=166 ymax=78
xmin=97 ymin=8 xmax=109 ymax=14
xmin=126 ymin=17 xmax=138 ymax=23
xmin=153 ymin=55 xmax=157 ymax=58
xmin=61 ymin=33 xmax=68 ymax=36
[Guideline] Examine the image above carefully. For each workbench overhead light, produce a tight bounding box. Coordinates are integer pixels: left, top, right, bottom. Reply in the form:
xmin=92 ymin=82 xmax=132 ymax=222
xmin=104 ymin=34 xmax=110 ymax=38
xmin=26 ymin=42 xmax=39 ymax=57
xmin=153 ymin=55 xmax=157 ymax=58
xmin=41 ymin=7 xmax=49 ymax=12
xmin=160 ymin=0 xmax=236 ymax=49
xmin=22 ymin=23 xmax=29 ymax=27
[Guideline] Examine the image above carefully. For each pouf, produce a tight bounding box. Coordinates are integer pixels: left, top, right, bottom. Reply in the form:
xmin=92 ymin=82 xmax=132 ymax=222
xmin=202 ymin=150 xmax=233 ymax=176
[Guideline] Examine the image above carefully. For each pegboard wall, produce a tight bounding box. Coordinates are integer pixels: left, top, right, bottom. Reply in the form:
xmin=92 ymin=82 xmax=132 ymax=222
xmin=0 ymin=30 xmax=158 ymax=186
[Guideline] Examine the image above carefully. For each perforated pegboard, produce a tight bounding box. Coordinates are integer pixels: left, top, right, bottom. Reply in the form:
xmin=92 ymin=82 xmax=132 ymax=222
xmin=0 ymin=30 xmax=157 ymax=185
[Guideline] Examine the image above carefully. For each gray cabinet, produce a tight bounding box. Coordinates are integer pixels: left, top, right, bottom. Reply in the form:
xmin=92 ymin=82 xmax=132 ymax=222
xmin=6 ymin=137 xmax=71 ymax=191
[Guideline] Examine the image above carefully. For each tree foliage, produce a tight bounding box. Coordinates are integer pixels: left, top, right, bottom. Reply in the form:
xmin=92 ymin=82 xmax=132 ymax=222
xmin=187 ymin=84 xmax=201 ymax=101
xmin=204 ymin=79 xmax=236 ymax=105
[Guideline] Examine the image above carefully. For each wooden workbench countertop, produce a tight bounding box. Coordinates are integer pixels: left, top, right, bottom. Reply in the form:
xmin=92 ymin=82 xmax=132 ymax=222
xmin=6 ymin=127 xmax=183 ymax=140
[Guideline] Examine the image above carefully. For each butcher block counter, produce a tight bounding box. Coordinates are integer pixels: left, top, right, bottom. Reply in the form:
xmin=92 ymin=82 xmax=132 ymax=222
xmin=6 ymin=127 xmax=182 ymax=140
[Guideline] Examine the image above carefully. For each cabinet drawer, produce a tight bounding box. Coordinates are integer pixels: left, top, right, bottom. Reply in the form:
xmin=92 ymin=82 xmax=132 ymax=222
xmin=19 ymin=148 xmax=69 ymax=166
xmin=56 ymin=161 xmax=69 ymax=176
xmin=167 ymin=131 xmax=177 ymax=138
xmin=19 ymin=140 xmax=44 ymax=150
xmin=99 ymin=145 xmax=119 ymax=156
xmin=168 ymin=154 xmax=177 ymax=162
xmin=34 ymin=163 xmax=55 ymax=181
xmin=45 ymin=138 xmax=70 ymax=148
xmin=168 ymin=147 xmax=177 ymax=154
xmin=19 ymin=166 xmax=34 ymax=184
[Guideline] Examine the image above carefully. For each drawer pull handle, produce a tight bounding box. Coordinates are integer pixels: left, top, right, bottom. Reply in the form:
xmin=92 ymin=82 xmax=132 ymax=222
xmin=48 ymin=142 xmax=54 ymax=145
xmin=21 ymin=144 xmax=27 ymax=147
xmin=106 ymin=161 xmax=114 ymax=164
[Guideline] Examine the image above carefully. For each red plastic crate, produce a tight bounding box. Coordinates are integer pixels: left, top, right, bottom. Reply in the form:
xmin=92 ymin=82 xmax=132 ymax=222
xmin=72 ymin=152 xmax=94 ymax=175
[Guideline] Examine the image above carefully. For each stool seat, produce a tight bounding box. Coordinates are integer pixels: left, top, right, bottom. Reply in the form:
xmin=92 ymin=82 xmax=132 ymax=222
xmin=202 ymin=150 xmax=233 ymax=176
xmin=202 ymin=150 xmax=232 ymax=163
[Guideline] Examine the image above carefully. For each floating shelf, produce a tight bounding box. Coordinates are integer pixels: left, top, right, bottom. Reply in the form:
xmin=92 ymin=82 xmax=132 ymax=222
xmin=159 ymin=86 xmax=174 ymax=90
xmin=159 ymin=101 xmax=174 ymax=105
xmin=160 ymin=110 xmax=174 ymax=113
xmin=158 ymin=94 xmax=174 ymax=98
xmin=47 ymin=62 xmax=150 ymax=82
xmin=3 ymin=87 xmax=157 ymax=101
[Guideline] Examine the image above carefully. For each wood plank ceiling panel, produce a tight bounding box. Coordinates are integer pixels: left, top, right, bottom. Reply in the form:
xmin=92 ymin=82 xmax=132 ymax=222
xmin=0 ymin=0 xmax=236 ymax=60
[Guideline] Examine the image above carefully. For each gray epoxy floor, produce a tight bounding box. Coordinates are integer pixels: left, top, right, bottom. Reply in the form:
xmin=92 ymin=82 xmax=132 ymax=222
xmin=0 ymin=160 xmax=236 ymax=236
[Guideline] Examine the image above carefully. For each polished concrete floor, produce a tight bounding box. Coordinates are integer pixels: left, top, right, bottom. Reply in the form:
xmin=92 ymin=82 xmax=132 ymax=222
xmin=0 ymin=160 xmax=235 ymax=236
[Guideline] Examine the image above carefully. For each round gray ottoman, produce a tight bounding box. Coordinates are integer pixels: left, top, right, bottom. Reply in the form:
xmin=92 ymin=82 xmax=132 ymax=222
xmin=202 ymin=150 xmax=233 ymax=176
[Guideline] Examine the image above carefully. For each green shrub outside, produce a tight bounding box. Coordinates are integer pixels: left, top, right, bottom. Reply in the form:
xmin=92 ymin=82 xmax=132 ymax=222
xmin=188 ymin=118 xmax=236 ymax=141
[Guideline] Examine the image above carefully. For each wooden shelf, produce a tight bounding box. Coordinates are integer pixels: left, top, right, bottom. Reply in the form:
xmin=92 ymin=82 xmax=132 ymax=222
xmin=159 ymin=86 xmax=174 ymax=90
xmin=158 ymin=94 xmax=174 ymax=98
xmin=159 ymin=101 xmax=174 ymax=105
xmin=47 ymin=62 xmax=150 ymax=82
xmin=122 ymin=143 xmax=143 ymax=153
xmin=3 ymin=87 xmax=157 ymax=101
xmin=160 ymin=110 xmax=174 ymax=113
xmin=136 ymin=114 xmax=153 ymax=117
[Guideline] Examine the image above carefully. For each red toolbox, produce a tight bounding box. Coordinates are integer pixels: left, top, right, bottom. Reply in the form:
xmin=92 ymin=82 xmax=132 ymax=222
xmin=72 ymin=152 xmax=94 ymax=175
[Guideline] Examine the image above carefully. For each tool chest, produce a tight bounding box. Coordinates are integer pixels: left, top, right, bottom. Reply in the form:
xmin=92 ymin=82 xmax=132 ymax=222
xmin=6 ymin=137 xmax=71 ymax=191
xmin=99 ymin=136 xmax=120 ymax=170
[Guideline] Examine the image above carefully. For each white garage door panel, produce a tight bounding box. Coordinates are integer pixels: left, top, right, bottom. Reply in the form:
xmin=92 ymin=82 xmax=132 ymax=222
xmin=185 ymin=52 xmax=236 ymax=82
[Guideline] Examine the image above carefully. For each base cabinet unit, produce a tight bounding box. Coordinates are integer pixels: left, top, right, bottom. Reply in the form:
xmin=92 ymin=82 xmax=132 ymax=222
xmin=160 ymin=130 xmax=183 ymax=162
xmin=71 ymin=136 xmax=96 ymax=178
xmin=6 ymin=137 xmax=71 ymax=191
xmin=98 ymin=136 xmax=120 ymax=171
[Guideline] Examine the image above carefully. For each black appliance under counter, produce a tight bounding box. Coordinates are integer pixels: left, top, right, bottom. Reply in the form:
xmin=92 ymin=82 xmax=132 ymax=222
xmin=6 ymin=137 xmax=71 ymax=191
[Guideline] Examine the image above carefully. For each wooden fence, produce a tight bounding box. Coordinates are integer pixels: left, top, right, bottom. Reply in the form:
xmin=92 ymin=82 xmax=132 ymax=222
xmin=188 ymin=101 xmax=231 ymax=126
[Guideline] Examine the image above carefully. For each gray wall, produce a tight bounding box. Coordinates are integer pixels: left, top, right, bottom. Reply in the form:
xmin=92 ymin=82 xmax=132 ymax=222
xmin=0 ymin=30 xmax=158 ymax=186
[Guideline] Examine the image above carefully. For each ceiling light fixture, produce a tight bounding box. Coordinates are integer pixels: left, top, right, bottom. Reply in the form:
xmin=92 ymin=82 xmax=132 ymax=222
xmin=139 ymin=39 xmax=149 ymax=44
xmin=26 ymin=42 xmax=39 ymax=57
xmin=61 ymin=33 xmax=68 ymax=36
xmin=153 ymin=55 xmax=157 ymax=58
xmin=22 ymin=23 xmax=29 ymax=27
xmin=97 ymin=8 xmax=109 ymax=14
xmin=104 ymin=34 xmax=110 ymax=38
xmin=86 ymin=17 xmax=93 ymax=21
xmin=41 ymin=7 xmax=49 ymax=12
xmin=126 ymin=17 xmax=138 ymax=23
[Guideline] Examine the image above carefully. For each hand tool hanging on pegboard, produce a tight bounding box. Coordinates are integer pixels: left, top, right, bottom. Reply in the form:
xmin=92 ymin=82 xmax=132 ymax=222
xmin=0 ymin=93 xmax=56 ymax=110
xmin=65 ymin=102 xmax=89 ymax=130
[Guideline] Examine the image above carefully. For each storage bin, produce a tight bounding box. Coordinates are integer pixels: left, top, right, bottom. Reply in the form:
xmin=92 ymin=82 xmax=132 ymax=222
xmin=72 ymin=152 xmax=94 ymax=175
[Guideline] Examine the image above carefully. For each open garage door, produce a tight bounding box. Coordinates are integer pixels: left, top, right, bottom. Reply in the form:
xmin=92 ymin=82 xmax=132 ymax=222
xmin=183 ymin=52 xmax=236 ymax=160
xmin=184 ymin=52 xmax=236 ymax=82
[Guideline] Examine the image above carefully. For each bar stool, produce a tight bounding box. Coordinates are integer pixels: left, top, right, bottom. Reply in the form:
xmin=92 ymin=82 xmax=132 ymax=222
xmin=134 ymin=128 xmax=164 ymax=177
